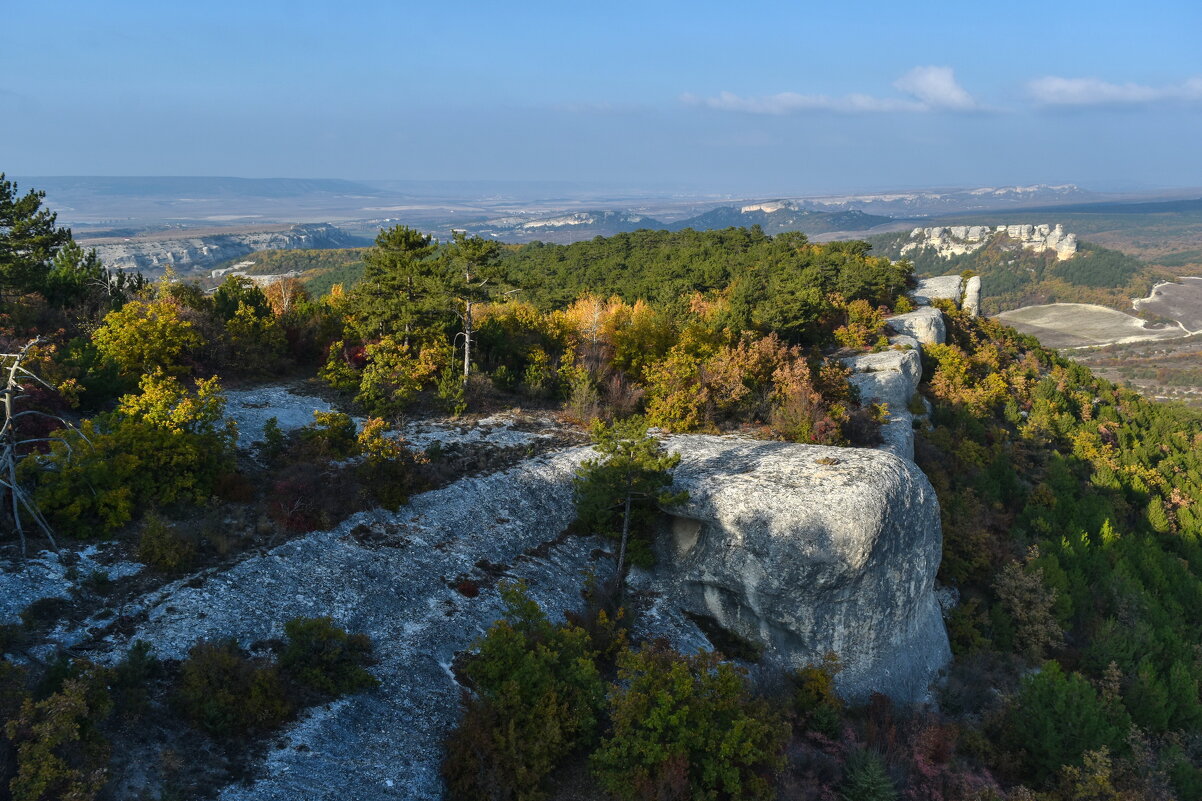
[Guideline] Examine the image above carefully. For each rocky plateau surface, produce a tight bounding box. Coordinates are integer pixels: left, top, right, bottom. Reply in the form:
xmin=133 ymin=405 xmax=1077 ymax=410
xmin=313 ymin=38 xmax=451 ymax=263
xmin=0 ymin=291 xmax=966 ymax=799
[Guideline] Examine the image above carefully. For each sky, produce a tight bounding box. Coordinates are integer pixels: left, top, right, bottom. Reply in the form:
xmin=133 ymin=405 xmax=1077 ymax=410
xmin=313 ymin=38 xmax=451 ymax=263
xmin=3 ymin=0 xmax=1202 ymax=195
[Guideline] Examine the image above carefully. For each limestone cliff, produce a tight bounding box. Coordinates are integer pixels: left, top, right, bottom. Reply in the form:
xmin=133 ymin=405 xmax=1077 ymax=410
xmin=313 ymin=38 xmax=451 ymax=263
xmin=85 ymin=223 xmax=355 ymax=273
xmin=901 ymin=223 xmax=1077 ymax=261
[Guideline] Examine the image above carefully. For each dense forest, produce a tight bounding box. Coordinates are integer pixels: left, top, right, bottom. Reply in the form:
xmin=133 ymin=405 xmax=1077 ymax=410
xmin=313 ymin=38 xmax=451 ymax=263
xmin=0 ymin=174 xmax=1200 ymax=801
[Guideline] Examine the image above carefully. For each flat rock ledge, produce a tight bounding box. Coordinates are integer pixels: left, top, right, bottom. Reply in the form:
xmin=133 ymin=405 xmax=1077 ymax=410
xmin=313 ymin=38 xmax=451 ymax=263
xmin=655 ymin=435 xmax=950 ymax=703
xmin=101 ymin=446 xmax=608 ymax=801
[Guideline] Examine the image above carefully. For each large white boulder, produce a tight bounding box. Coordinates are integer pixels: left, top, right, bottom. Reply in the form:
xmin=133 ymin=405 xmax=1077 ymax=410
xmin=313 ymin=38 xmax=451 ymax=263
xmin=656 ymin=435 xmax=950 ymax=703
xmin=888 ymin=306 xmax=946 ymax=346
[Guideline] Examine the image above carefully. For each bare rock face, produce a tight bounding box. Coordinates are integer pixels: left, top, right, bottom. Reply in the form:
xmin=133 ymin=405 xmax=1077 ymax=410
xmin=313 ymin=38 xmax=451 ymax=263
xmin=887 ymin=307 xmax=946 ymax=346
xmin=99 ymin=446 xmax=607 ymax=801
xmin=86 ymin=223 xmax=354 ymax=274
xmin=902 ymin=223 xmax=1077 ymax=261
xmin=913 ymin=275 xmax=981 ymax=318
xmin=656 ymin=435 xmax=950 ymax=703
xmin=962 ymin=275 xmax=982 ymax=317
xmin=842 ymin=342 xmax=923 ymax=460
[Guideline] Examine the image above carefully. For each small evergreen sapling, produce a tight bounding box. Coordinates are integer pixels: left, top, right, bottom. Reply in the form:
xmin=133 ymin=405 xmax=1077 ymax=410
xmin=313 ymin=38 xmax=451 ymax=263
xmin=572 ymin=416 xmax=687 ymax=579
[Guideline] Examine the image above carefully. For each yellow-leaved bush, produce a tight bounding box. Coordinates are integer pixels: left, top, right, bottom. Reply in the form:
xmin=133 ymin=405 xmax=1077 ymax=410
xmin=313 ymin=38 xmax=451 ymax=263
xmin=24 ymin=371 xmax=237 ymax=536
xmin=91 ymin=299 xmax=202 ymax=378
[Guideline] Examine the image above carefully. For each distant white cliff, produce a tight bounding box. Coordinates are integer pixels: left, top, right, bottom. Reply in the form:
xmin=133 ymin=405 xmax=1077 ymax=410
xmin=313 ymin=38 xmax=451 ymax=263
xmin=902 ymin=223 xmax=1077 ymax=261
xmin=85 ymin=223 xmax=355 ymax=273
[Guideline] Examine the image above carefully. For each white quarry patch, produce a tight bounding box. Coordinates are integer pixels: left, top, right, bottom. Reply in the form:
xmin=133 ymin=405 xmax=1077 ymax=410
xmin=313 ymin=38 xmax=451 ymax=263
xmin=399 ymin=411 xmax=566 ymax=451
xmin=0 ymin=544 xmax=143 ymax=625
xmin=223 ymin=385 xmax=353 ymax=449
xmin=1132 ymin=277 xmax=1202 ymax=334
xmin=994 ymin=303 xmax=1188 ymax=348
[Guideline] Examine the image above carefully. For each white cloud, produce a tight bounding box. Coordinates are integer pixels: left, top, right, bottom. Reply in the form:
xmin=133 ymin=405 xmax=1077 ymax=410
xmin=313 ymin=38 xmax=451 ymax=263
xmin=1029 ymin=75 xmax=1202 ymax=106
xmin=893 ymin=66 xmax=977 ymax=110
xmin=685 ymin=66 xmax=976 ymax=115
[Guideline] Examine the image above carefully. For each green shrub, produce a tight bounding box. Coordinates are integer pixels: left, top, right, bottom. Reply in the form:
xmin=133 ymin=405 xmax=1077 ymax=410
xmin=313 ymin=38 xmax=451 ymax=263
xmin=137 ymin=514 xmax=195 ymax=573
xmin=4 ymin=669 xmax=111 ymax=801
xmin=258 ymin=416 xmax=288 ymax=462
xmin=1000 ymin=662 xmax=1130 ymax=785
xmin=176 ymin=640 xmax=291 ymax=736
xmin=442 ymin=583 xmax=604 ymax=801
xmin=279 ymin=617 xmax=378 ymax=697
xmin=838 ymin=749 xmax=896 ymax=801
xmin=109 ymin=641 xmax=159 ymax=720
xmin=592 ymin=641 xmax=788 ymax=801
xmin=25 ymin=373 xmax=236 ymax=536
xmin=298 ymin=410 xmax=358 ymax=460
xmin=794 ymin=653 xmax=845 ymax=737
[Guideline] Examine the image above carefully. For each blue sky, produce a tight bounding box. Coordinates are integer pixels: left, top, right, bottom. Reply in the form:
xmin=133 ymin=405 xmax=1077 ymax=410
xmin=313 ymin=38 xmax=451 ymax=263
xmin=3 ymin=0 xmax=1201 ymax=194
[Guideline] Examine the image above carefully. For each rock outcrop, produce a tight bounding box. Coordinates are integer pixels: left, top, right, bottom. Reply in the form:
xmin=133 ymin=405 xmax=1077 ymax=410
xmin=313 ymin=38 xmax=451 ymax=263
xmin=100 ymin=447 xmax=608 ymax=801
xmin=75 ymin=422 xmax=951 ymax=797
xmin=901 ymin=223 xmax=1077 ymax=261
xmin=887 ymin=307 xmax=946 ymax=346
xmin=85 ymin=223 xmax=354 ymax=273
xmin=914 ymin=275 xmax=981 ymax=317
xmin=843 ymin=342 xmax=923 ymax=460
xmin=654 ymin=436 xmax=950 ymax=703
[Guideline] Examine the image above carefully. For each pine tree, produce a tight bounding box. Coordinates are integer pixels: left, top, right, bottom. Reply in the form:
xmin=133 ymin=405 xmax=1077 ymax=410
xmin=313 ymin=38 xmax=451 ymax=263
xmin=348 ymin=225 xmax=439 ymax=344
xmin=0 ymin=174 xmax=73 ymax=295
xmin=445 ymin=231 xmax=503 ymax=379
xmin=573 ymin=416 xmax=687 ymax=580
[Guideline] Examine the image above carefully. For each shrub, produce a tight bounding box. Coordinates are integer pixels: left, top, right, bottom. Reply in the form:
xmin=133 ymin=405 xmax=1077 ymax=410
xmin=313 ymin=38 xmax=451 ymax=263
xmin=794 ymin=653 xmax=845 ymax=737
xmin=354 ymin=417 xmax=424 ymax=511
xmin=833 ymin=300 xmax=887 ymax=350
xmin=109 ymin=641 xmax=159 ymax=720
xmin=838 ymin=749 xmax=896 ymax=801
xmin=137 ymin=513 xmax=195 ymax=573
xmin=258 ymin=416 xmax=288 ymax=462
xmin=91 ymin=298 xmax=202 ymax=378
xmin=223 ymin=300 xmax=287 ymax=374
xmin=355 ymin=337 xmax=446 ymax=416
xmin=279 ymin=617 xmax=378 ymax=697
xmin=592 ymin=641 xmax=788 ymax=801
xmin=266 ymin=462 xmax=344 ymax=533
xmin=442 ymin=583 xmax=604 ymax=801
xmin=26 ymin=373 xmax=236 ymax=535
xmin=4 ymin=670 xmax=111 ymax=801
xmin=298 ymin=410 xmax=358 ymax=460
xmin=176 ymin=640 xmax=291 ymax=736
xmin=999 ymin=662 xmax=1129 ymax=785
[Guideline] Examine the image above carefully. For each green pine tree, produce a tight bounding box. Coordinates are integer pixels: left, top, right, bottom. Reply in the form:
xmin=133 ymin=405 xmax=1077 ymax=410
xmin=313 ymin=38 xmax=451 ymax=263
xmin=573 ymin=416 xmax=687 ymax=579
